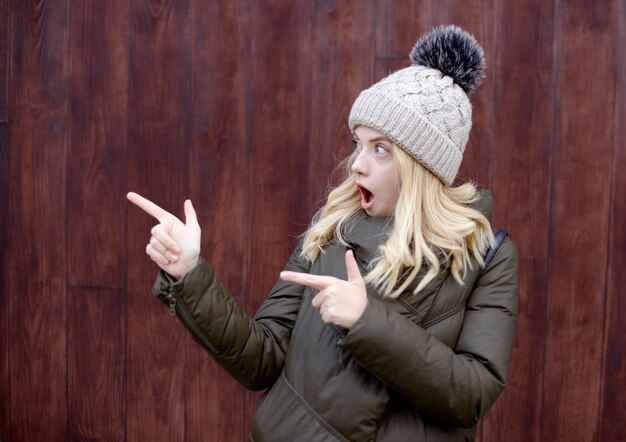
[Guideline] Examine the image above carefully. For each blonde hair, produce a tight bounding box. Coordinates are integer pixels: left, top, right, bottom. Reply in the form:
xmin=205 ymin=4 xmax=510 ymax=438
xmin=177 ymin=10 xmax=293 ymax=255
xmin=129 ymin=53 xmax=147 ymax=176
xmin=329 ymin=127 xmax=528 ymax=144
xmin=301 ymin=146 xmax=495 ymax=298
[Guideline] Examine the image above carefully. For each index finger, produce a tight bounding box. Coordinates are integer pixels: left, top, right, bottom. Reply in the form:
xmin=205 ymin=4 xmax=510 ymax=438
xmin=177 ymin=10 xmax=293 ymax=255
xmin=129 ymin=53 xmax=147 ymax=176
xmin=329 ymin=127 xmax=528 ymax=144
xmin=279 ymin=271 xmax=338 ymax=290
xmin=127 ymin=192 xmax=171 ymax=222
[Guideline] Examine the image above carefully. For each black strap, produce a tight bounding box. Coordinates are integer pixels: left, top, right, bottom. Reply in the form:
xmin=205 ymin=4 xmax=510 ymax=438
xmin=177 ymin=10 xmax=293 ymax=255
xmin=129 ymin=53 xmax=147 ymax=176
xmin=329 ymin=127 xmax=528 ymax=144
xmin=478 ymin=229 xmax=508 ymax=277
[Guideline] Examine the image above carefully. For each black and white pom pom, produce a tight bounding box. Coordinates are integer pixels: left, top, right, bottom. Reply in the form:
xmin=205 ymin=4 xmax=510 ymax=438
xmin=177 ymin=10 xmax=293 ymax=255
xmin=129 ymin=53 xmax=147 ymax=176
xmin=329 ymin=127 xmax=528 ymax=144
xmin=409 ymin=25 xmax=485 ymax=94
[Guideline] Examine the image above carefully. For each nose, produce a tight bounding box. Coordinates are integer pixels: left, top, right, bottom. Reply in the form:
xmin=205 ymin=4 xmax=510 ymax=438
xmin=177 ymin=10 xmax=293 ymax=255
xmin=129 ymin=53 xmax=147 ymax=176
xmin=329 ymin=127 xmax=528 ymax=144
xmin=351 ymin=149 xmax=369 ymax=175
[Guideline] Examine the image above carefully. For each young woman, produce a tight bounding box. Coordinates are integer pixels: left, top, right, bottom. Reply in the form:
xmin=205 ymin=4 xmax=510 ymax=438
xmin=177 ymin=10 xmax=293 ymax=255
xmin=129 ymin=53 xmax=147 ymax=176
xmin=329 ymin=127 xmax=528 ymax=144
xmin=128 ymin=25 xmax=519 ymax=441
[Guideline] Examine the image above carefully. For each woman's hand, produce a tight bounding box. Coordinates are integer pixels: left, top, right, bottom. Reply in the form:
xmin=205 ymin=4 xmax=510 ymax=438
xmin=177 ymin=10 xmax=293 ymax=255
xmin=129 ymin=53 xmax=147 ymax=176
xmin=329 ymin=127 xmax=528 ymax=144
xmin=280 ymin=250 xmax=367 ymax=329
xmin=127 ymin=192 xmax=201 ymax=279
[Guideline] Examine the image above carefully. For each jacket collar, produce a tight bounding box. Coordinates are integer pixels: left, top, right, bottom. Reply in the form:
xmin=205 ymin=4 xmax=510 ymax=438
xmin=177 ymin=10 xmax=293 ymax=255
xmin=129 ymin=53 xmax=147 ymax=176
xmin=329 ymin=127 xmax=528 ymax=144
xmin=344 ymin=212 xmax=392 ymax=267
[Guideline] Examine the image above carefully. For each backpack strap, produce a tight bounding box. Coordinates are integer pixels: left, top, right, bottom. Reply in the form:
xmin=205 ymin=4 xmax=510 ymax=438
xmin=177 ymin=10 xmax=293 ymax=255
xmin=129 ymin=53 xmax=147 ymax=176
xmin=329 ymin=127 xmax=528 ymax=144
xmin=478 ymin=229 xmax=509 ymax=277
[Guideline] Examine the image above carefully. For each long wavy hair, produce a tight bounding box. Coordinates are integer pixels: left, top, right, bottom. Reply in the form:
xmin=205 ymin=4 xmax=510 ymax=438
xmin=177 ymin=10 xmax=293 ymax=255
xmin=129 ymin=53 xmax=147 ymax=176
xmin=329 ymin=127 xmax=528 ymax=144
xmin=301 ymin=144 xmax=495 ymax=298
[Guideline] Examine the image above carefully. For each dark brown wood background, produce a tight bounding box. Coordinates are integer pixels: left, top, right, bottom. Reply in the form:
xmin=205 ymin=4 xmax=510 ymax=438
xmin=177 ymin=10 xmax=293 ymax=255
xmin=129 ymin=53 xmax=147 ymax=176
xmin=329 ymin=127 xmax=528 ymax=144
xmin=1 ymin=0 xmax=624 ymax=441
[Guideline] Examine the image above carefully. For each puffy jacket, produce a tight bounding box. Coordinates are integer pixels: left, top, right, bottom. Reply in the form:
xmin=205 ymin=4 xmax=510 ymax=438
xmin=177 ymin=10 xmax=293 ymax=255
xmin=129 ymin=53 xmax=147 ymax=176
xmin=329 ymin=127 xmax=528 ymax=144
xmin=152 ymin=192 xmax=519 ymax=441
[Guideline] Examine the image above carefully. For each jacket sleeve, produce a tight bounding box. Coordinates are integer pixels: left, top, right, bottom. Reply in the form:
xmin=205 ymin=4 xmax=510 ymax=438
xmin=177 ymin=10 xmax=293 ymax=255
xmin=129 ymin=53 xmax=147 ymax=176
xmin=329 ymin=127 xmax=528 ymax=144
xmin=341 ymin=238 xmax=519 ymax=428
xmin=151 ymin=241 xmax=311 ymax=391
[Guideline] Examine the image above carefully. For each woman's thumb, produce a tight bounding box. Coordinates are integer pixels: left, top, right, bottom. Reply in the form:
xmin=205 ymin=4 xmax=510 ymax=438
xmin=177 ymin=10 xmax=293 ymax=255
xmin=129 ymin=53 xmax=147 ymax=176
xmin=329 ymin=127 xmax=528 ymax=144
xmin=184 ymin=199 xmax=199 ymax=226
xmin=345 ymin=250 xmax=363 ymax=283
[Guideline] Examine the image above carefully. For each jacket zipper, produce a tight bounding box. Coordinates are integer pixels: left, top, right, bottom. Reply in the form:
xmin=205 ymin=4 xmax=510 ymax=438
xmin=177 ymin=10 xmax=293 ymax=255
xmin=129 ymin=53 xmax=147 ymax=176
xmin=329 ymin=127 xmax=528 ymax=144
xmin=164 ymin=290 xmax=221 ymax=355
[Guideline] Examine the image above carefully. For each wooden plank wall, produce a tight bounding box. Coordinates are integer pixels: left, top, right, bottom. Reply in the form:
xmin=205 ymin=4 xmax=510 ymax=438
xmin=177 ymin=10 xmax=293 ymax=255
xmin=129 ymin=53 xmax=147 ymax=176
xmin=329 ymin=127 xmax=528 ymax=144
xmin=1 ymin=1 xmax=624 ymax=441
xmin=7 ymin=2 xmax=70 ymax=441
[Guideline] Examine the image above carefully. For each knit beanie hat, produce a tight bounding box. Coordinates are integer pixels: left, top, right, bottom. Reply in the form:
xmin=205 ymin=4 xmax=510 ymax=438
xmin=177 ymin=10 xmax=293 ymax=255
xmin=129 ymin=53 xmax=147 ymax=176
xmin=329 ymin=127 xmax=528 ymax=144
xmin=348 ymin=25 xmax=486 ymax=185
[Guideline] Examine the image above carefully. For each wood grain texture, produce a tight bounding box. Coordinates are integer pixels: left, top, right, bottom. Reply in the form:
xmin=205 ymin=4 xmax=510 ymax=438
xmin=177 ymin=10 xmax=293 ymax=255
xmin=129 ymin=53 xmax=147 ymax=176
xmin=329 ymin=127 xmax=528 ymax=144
xmin=308 ymin=0 xmax=375 ymax=216
xmin=543 ymin=1 xmax=615 ymax=440
xmin=600 ymin=0 xmax=626 ymax=439
xmin=247 ymin=0 xmax=313 ymax=305
xmin=8 ymin=0 xmax=70 ymax=440
xmin=375 ymin=0 xmax=430 ymax=59
xmin=67 ymin=0 xmax=129 ymax=288
xmin=0 ymin=123 xmax=9 ymax=441
xmin=185 ymin=0 xmax=250 ymax=439
xmin=373 ymin=0 xmax=434 ymax=82
xmin=481 ymin=2 xmax=556 ymax=441
xmin=68 ymin=288 xmax=126 ymax=441
xmin=126 ymin=0 xmax=192 ymax=440
xmin=0 ymin=7 xmax=8 ymax=437
xmin=0 ymin=0 xmax=7 ymax=121
xmin=244 ymin=0 xmax=314 ymax=434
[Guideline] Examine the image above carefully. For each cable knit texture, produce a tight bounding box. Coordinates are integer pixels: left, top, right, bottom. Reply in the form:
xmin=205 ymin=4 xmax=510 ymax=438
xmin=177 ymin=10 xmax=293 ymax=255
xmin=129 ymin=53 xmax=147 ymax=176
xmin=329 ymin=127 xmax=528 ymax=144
xmin=349 ymin=65 xmax=472 ymax=185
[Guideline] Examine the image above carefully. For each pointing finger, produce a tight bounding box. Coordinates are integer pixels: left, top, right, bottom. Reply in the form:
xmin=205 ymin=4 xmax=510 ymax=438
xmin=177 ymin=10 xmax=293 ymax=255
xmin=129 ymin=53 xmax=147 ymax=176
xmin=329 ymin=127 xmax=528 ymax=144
xmin=345 ymin=250 xmax=363 ymax=283
xmin=280 ymin=271 xmax=338 ymax=290
xmin=127 ymin=192 xmax=171 ymax=222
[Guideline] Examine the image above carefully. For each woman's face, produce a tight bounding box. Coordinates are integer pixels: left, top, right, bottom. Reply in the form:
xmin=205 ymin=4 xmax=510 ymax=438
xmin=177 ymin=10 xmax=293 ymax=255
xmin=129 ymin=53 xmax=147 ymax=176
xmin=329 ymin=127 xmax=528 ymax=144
xmin=351 ymin=126 xmax=401 ymax=217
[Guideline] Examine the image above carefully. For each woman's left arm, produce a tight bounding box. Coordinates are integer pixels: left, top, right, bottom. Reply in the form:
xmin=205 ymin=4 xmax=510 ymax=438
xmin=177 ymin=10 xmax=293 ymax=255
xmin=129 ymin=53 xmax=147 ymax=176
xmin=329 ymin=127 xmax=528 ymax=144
xmin=341 ymin=238 xmax=519 ymax=428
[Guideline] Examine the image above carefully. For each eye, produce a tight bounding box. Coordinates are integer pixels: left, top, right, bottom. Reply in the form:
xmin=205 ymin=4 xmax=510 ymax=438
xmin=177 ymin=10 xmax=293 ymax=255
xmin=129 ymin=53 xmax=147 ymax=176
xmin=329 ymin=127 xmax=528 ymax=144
xmin=375 ymin=144 xmax=390 ymax=156
xmin=352 ymin=140 xmax=362 ymax=151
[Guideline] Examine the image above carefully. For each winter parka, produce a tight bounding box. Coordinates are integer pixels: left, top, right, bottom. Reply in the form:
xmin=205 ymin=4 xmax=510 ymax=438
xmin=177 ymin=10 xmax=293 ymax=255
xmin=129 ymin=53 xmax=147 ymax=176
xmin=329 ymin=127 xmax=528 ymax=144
xmin=152 ymin=191 xmax=519 ymax=441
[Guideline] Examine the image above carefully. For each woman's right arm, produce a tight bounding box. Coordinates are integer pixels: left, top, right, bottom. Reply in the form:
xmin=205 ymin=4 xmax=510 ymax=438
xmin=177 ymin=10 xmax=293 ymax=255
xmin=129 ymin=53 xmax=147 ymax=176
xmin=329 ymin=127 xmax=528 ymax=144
xmin=152 ymin=244 xmax=309 ymax=391
xmin=127 ymin=192 xmax=310 ymax=390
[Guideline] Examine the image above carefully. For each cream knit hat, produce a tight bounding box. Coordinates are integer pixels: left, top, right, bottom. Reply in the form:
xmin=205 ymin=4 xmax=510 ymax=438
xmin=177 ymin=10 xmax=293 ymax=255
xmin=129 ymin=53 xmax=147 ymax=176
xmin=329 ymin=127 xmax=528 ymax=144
xmin=349 ymin=25 xmax=486 ymax=185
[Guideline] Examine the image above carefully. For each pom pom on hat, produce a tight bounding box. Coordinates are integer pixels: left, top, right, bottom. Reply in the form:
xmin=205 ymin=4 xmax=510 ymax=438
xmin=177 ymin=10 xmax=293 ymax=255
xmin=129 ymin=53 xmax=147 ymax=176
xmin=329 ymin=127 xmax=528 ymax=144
xmin=409 ymin=25 xmax=485 ymax=94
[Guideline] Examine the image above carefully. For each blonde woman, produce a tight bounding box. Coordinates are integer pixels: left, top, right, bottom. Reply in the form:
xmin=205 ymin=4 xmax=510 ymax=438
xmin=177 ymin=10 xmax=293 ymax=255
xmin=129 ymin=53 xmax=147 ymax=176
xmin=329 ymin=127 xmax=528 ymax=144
xmin=128 ymin=25 xmax=518 ymax=441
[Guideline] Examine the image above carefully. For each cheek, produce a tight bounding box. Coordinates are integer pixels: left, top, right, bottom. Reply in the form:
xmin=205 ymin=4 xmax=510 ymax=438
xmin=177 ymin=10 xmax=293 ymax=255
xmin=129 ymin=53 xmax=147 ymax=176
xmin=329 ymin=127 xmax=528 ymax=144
xmin=386 ymin=165 xmax=401 ymax=201
xmin=373 ymin=164 xmax=401 ymax=216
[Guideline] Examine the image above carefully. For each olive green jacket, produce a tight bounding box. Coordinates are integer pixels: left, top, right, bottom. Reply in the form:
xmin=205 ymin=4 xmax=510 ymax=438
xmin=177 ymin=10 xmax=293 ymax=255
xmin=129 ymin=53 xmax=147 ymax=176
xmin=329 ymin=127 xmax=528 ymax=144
xmin=152 ymin=193 xmax=519 ymax=441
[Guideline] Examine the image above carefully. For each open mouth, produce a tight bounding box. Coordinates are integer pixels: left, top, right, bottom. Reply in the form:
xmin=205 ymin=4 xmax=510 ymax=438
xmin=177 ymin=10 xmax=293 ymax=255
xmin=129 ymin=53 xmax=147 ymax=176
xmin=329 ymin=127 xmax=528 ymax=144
xmin=357 ymin=185 xmax=374 ymax=210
